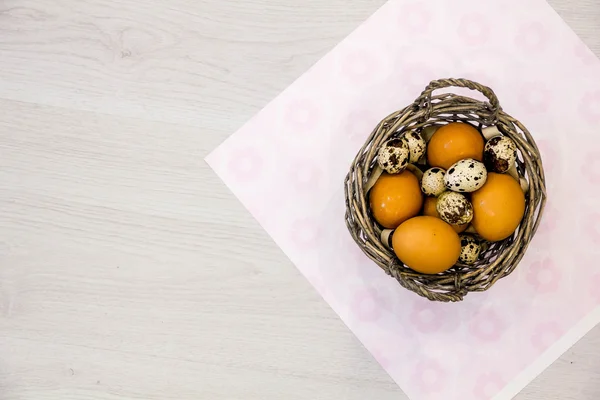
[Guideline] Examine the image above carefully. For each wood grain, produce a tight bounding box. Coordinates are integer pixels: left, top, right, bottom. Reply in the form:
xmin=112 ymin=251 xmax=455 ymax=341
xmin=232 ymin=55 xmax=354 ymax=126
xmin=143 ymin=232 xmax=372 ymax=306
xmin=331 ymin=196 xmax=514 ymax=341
xmin=0 ymin=0 xmax=599 ymax=399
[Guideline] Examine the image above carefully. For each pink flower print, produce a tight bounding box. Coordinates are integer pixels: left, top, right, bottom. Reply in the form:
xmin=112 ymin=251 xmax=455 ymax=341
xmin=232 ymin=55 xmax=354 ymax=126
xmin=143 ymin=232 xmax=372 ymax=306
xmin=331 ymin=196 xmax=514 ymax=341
xmin=583 ymin=213 xmax=600 ymax=246
xmin=371 ymin=347 xmax=392 ymax=369
xmin=531 ymin=321 xmax=564 ymax=352
xmin=340 ymin=49 xmax=380 ymax=83
xmin=340 ymin=232 xmax=369 ymax=263
xmin=306 ymin=273 xmax=329 ymax=299
xmin=535 ymin=139 xmax=558 ymax=175
xmin=290 ymin=160 xmax=321 ymax=191
xmin=473 ymin=373 xmax=505 ymax=399
xmin=515 ymin=22 xmax=548 ymax=52
xmin=227 ymin=148 xmax=263 ymax=182
xmin=537 ymin=203 xmax=557 ymax=235
xmin=401 ymin=62 xmax=436 ymax=94
xmin=526 ymin=258 xmax=561 ymax=294
xmin=245 ymin=198 xmax=273 ymax=231
xmin=290 ymin=218 xmax=320 ymax=250
xmin=469 ymin=309 xmax=506 ymax=342
xmin=462 ymin=70 xmax=497 ymax=90
xmin=574 ymin=42 xmax=598 ymax=66
xmin=344 ymin=109 xmax=379 ymax=147
xmin=519 ymin=82 xmax=552 ymax=113
xmin=580 ymin=91 xmax=600 ymax=124
xmin=412 ymin=360 xmax=447 ymax=393
xmin=581 ymin=151 xmax=600 ymax=185
xmin=398 ymin=3 xmax=432 ymax=34
xmin=457 ymin=14 xmax=490 ymax=46
xmin=350 ymin=288 xmax=387 ymax=322
xmin=410 ymin=302 xmax=445 ymax=334
xmin=590 ymin=273 xmax=600 ymax=303
xmin=285 ymin=99 xmax=320 ymax=131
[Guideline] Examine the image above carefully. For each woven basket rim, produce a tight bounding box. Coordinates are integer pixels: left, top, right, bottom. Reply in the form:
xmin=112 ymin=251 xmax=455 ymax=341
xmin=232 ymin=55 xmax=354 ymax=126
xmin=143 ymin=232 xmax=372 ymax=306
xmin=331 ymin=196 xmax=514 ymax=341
xmin=344 ymin=78 xmax=547 ymax=302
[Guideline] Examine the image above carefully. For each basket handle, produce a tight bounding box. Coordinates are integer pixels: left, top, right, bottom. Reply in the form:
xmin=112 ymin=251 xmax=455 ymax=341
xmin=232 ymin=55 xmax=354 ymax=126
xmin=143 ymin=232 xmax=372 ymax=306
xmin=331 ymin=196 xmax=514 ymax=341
xmin=414 ymin=78 xmax=500 ymax=124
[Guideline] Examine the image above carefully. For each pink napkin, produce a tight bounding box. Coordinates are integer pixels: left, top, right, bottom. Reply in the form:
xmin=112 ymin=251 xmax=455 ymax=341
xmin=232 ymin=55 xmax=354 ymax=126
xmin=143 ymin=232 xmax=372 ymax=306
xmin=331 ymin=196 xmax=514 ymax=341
xmin=206 ymin=0 xmax=600 ymax=398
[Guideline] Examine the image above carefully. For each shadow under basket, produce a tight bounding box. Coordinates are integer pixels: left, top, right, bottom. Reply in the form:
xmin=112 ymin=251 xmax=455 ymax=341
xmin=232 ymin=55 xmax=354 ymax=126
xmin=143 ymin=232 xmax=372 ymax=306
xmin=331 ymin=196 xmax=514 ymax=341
xmin=344 ymin=78 xmax=547 ymax=302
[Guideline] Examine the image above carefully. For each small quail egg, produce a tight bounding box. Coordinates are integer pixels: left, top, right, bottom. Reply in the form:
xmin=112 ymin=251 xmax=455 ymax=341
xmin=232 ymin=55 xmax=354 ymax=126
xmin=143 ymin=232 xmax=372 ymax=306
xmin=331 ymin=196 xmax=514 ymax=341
xmin=459 ymin=234 xmax=481 ymax=265
xmin=377 ymin=138 xmax=410 ymax=174
xmin=484 ymin=135 xmax=517 ymax=173
xmin=421 ymin=168 xmax=446 ymax=196
xmin=444 ymin=158 xmax=488 ymax=193
xmin=402 ymin=131 xmax=426 ymax=163
xmin=436 ymin=191 xmax=474 ymax=226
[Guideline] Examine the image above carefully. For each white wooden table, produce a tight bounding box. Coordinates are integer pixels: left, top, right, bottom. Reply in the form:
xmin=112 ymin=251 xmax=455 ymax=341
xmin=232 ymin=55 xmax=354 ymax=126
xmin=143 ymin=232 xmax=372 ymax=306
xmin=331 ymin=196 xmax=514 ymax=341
xmin=0 ymin=1 xmax=598 ymax=399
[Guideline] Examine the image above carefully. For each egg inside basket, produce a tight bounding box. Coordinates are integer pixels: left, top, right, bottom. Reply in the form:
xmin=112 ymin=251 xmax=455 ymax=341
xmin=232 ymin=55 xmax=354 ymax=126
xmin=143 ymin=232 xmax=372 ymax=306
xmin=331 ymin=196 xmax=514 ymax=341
xmin=344 ymin=78 xmax=546 ymax=302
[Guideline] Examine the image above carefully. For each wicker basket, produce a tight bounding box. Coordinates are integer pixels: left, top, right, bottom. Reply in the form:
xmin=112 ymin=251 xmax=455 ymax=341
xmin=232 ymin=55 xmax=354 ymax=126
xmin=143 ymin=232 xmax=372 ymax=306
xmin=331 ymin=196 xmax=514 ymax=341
xmin=344 ymin=78 xmax=547 ymax=302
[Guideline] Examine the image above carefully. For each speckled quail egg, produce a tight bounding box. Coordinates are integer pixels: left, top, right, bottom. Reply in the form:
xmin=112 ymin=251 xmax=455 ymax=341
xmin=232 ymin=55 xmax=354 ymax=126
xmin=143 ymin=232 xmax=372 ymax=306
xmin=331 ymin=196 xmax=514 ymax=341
xmin=402 ymin=131 xmax=426 ymax=163
xmin=444 ymin=158 xmax=488 ymax=193
xmin=484 ymin=135 xmax=517 ymax=173
xmin=421 ymin=167 xmax=446 ymax=196
xmin=377 ymin=138 xmax=410 ymax=174
xmin=436 ymin=191 xmax=474 ymax=226
xmin=459 ymin=234 xmax=481 ymax=265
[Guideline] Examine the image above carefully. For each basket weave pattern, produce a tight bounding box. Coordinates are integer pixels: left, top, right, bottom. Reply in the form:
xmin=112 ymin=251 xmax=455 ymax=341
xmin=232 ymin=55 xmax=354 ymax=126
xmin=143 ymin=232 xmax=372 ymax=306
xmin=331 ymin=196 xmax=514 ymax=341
xmin=344 ymin=79 xmax=547 ymax=302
